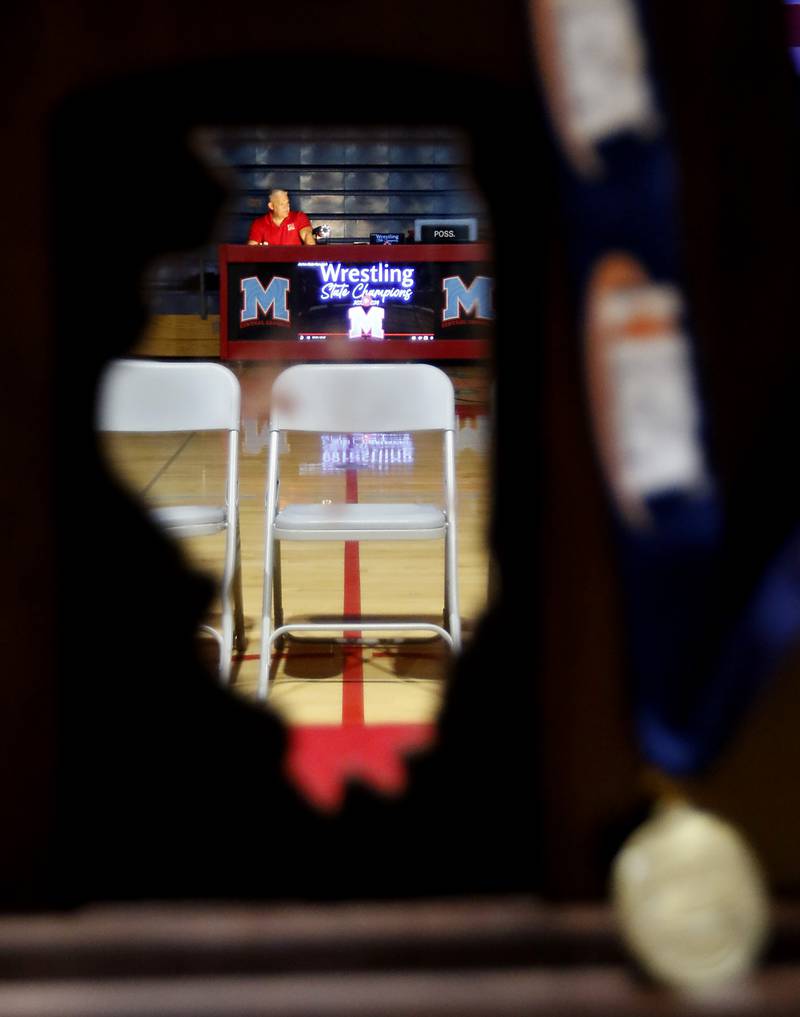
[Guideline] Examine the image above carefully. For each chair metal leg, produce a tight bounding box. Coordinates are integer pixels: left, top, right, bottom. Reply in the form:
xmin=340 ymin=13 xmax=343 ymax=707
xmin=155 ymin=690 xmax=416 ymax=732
xmin=444 ymin=543 xmax=450 ymax=631
xmin=258 ymin=533 xmax=276 ymax=702
xmin=232 ymin=529 xmax=246 ymax=654
xmin=219 ymin=565 xmax=234 ymax=687
xmin=273 ymin=539 xmax=284 ymax=641
xmin=443 ymin=429 xmax=461 ymax=653
xmin=445 ymin=523 xmax=461 ymax=653
xmin=259 ymin=431 xmax=281 ymax=702
xmin=219 ymin=510 xmax=246 ymax=685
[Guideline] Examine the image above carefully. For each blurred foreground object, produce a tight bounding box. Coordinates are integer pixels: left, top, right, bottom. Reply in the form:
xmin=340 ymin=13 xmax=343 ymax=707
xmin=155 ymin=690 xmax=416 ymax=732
xmin=584 ymin=254 xmax=710 ymax=532
xmin=528 ymin=0 xmax=660 ymax=176
xmin=2 ymin=895 xmax=798 ymax=1015
xmin=529 ymin=2 xmax=789 ymax=991
xmin=612 ymin=801 xmax=769 ymax=993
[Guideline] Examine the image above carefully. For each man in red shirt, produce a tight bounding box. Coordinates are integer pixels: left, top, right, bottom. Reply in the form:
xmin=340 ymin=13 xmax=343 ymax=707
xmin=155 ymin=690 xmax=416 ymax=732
xmin=247 ymin=188 xmax=316 ymax=245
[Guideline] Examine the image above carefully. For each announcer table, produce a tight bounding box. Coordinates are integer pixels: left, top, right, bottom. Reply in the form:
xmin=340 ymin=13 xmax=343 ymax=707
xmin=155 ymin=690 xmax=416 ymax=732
xmin=219 ymin=243 xmax=493 ymax=360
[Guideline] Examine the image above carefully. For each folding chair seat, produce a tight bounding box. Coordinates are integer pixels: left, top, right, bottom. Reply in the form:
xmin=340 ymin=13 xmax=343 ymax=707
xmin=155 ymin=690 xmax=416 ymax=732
xmin=96 ymin=358 xmax=245 ymax=683
xmin=258 ymin=363 xmax=461 ymax=700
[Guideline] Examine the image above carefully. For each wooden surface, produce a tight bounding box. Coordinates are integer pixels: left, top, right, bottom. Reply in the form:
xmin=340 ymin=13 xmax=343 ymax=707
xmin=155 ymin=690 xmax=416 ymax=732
xmin=100 ymin=360 xmax=491 ymax=728
xmin=136 ymin=314 xmax=220 ymax=359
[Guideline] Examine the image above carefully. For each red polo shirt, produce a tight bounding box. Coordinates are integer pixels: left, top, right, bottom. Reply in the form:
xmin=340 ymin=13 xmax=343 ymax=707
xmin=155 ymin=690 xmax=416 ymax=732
xmin=248 ymin=209 xmax=312 ymax=245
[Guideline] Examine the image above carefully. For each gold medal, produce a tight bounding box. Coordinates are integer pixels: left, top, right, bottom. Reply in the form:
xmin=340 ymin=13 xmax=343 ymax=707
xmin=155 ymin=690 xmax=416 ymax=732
xmin=611 ymin=797 xmax=770 ymax=993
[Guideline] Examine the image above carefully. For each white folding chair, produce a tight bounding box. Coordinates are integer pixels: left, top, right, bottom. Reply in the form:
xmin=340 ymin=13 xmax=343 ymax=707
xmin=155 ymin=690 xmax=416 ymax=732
xmin=96 ymin=359 xmax=245 ymax=683
xmin=258 ymin=363 xmax=461 ymax=700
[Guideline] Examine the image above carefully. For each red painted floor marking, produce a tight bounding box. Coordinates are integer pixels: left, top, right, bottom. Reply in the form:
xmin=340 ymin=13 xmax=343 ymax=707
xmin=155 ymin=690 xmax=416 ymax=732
xmin=342 ymin=468 xmax=364 ymax=725
xmin=345 ymin=466 xmax=359 ymax=505
xmin=285 ymin=723 xmax=436 ymax=812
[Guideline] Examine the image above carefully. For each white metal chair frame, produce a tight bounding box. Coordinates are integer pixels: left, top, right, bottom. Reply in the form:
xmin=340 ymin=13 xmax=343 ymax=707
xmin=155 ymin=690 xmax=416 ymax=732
xmin=96 ymin=359 xmax=245 ymax=683
xmin=258 ymin=363 xmax=461 ymax=700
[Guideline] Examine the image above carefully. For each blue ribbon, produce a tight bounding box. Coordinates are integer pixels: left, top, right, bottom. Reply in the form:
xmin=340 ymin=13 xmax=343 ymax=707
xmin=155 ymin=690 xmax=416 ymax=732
xmin=539 ymin=0 xmax=800 ymax=775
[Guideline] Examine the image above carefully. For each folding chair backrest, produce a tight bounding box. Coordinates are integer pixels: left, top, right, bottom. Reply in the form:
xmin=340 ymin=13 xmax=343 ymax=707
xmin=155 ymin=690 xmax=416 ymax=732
xmin=96 ymin=360 xmax=240 ymax=433
xmin=96 ymin=359 xmax=244 ymax=683
xmin=270 ymin=364 xmax=454 ymax=433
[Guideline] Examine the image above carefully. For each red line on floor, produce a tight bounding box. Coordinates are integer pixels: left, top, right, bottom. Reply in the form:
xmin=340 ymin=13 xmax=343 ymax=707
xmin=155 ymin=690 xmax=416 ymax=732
xmin=342 ymin=468 xmax=364 ymax=725
xmin=345 ymin=467 xmax=359 ymax=504
xmin=285 ymin=723 xmax=436 ymax=812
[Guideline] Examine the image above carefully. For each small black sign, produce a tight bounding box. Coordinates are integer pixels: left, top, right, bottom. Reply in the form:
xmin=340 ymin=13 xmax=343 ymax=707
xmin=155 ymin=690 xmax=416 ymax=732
xmin=419 ymin=224 xmax=472 ymax=243
xmin=370 ymin=232 xmax=402 ymax=245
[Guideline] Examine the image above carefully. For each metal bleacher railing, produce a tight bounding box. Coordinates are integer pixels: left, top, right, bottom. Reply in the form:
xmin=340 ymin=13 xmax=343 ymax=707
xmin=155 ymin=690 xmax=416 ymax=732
xmin=143 ymin=125 xmax=491 ymax=319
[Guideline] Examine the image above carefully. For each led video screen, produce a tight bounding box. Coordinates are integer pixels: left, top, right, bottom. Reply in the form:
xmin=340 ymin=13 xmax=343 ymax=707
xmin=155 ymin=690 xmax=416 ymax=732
xmin=219 ymin=244 xmax=493 ymax=359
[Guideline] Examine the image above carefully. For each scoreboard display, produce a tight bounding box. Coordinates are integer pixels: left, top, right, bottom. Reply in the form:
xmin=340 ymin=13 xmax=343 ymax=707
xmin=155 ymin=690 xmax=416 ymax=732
xmin=219 ymin=244 xmax=493 ymax=360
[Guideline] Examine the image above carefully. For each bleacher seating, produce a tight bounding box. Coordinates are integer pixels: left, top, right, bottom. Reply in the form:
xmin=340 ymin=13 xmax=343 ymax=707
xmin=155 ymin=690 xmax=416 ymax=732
xmin=144 ymin=126 xmax=490 ymax=316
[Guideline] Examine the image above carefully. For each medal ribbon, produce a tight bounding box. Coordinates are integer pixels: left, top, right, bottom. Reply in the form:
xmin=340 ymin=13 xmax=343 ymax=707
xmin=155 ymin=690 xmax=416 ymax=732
xmin=530 ymin=0 xmax=800 ymax=775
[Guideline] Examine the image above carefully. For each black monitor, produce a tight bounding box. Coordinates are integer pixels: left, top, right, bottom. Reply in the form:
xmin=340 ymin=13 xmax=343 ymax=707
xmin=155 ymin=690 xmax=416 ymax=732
xmin=413 ymin=218 xmax=478 ymax=242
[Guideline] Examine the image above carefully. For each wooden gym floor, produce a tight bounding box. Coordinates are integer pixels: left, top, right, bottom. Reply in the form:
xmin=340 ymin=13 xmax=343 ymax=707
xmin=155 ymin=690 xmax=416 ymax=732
xmin=100 ymin=336 xmax=491 ymax=807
